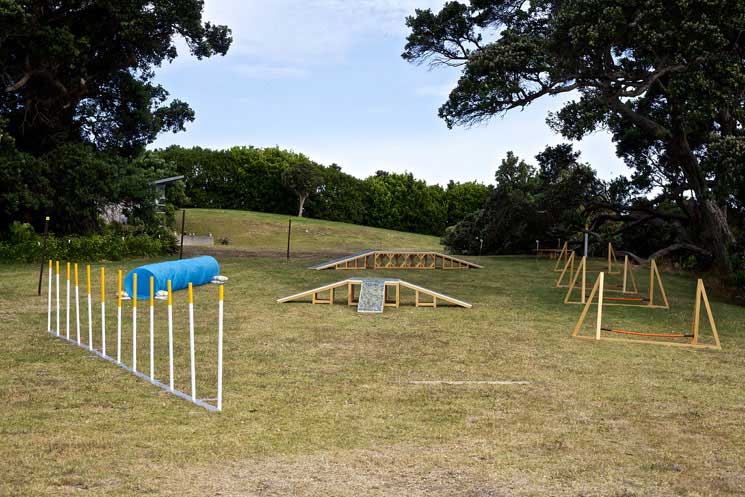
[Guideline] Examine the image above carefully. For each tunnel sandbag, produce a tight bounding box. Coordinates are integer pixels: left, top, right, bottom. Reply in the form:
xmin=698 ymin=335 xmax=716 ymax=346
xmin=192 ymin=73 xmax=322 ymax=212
xmin=124 ymin=256 xmax=220 ymax=299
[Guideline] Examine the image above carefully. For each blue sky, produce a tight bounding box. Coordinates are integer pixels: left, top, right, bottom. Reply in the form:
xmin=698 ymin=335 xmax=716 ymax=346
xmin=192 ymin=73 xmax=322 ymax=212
xmin=152 ymin=0 xmax=628 ymax=186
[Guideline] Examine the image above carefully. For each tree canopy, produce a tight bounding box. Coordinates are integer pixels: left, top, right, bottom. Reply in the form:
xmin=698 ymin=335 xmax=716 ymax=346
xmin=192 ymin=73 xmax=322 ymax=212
xmin=1 ymin=0 xmax=230 ymax=157
xmin=404 ymin=0 xmax=745 ymax=275
xmin=0 ymin=0 xmax=231 ymax=234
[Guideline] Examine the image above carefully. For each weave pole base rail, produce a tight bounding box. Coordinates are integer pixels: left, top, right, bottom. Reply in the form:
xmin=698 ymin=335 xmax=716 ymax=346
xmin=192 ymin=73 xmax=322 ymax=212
xmin=47 ymin=330 xmax=220 ymax=412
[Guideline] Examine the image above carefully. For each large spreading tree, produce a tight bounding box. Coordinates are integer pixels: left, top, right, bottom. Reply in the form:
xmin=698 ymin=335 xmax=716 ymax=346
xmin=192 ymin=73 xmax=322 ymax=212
xmin=0 ymin=1 xmax=231 ymax=233
xmin=403 ymin=0 xmax=745 ymax=275
xmin=0 ymin=1 xmax=231 ymax=157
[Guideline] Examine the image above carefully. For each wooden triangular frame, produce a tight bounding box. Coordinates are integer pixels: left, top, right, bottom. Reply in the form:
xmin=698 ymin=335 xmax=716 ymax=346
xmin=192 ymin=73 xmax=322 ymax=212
xmin=571 ymin=273 xmax=721 ymax=350
xmin=557 ymin=252 xmax=638 ymax=294
xmin=555 ymin=251 xmax=576 ymax=288
xmin=607 ymin=243 xmax=620 ymax=274
xmin=564 ymin=258 xmax=668 ymax=308
xmin=553 ymin=242 xmax=569 ymax=272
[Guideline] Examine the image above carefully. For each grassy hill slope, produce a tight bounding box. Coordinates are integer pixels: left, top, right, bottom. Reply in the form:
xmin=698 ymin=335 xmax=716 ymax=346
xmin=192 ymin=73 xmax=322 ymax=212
xmin=179 ymin=208 xmax=443 ymax=255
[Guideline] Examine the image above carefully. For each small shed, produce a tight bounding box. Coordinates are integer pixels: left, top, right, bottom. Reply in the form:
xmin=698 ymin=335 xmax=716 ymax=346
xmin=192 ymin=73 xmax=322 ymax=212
xmin=151 ymin=175 xmax=185 ymax=209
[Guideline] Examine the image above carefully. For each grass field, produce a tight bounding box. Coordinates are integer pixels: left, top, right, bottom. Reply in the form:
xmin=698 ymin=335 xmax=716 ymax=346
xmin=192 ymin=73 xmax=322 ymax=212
xmin=179 ymin=208 xmax=443 ymax=255
xmin=1 ymin=243 xmax=745 ymax=495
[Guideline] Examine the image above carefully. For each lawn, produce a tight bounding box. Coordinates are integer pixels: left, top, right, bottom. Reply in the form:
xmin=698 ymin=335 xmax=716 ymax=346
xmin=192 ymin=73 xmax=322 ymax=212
xmin=1 ymin=250 xmax=744 ymax=496
xmin=178 ymin=208 xmax=443 ymax=256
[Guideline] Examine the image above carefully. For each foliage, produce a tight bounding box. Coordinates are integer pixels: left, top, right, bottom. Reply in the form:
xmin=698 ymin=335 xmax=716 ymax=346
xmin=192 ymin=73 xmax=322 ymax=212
xmin=282 ymin=161 xmax=324 ymax=217
xmin=444 ymin=146 xmax=604 ymax=255
xmin=154 ymin=146 xmax=465 ymax=237
xmin=0 ymin=141 xmax=185 ymax=235
xmin=0 ymin=222 xmax=176 ymax=263
xmin=0 ymin=0 xmax=231 ymax=157
xmin=404 ymin=0 xmax=745 ymax=275
xmin=0 ymin=0 xmax=230 ymax=237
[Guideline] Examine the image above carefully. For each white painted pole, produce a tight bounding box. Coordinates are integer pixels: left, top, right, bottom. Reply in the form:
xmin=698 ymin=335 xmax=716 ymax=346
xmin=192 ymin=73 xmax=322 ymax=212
xmin=100 ymin=267 xmax=106 ymax=356
xmin=132 ymin=273 xmax=138 ymax=372
xmin=86 ymin=265 xmax=92 ymax=349
xmin=217 ymin=284 xmax=224 ymax=411
xmin=117 ymin=270 xmax=122 ymax=363
xmin=596 ymin=272 xmax=604 ymax=340
xmin=65 ymin=262 xmax=70 ymax=339
xmin=188 ymin=282 xmax=196 ymax=401
xmin=149 ymin=276 xmax=155 ymax=380
xmin=47 ymin=260 xmax=52 ymax=333
xmin=55 ymin=261 xmax=60 ymax=336
xmin=168 ymin=280 xmax=174 ymax=392
xmin=74 ymin=263 xmax=80 ymax=344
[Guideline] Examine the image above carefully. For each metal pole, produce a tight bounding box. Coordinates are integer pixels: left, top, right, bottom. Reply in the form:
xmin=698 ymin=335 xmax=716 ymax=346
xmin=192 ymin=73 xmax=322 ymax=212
xmin=179 ymin=210 xmax=186 ymax=260
xmin=583 ymin=223 xmax=589 ymax=258
xmin=37 ymin=216 xmax=49 ymax=296
xmin=286 ymin=218 xmax=292 ymax=262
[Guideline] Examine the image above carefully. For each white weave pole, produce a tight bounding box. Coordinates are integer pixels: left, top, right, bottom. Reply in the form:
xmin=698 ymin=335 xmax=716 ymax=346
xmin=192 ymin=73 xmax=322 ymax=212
xmin=100 ymin=267 xmax=106 ymax=356
xmin=149 ymin=276 xmax=155 ymax=380
xmin=188 ymin=282 xmax=196 ymax=401
xmin=65 ymin=262 xmax=70 ymax=339
xmin=47 ymin=260 xmax=52 ymax=333
xmin=55 ymin=261 xmax=60 ymax=336
xmin=86 ymin=265 xmax=92 ymax=349
xmin=168 ymin=279 xmax=174 ymax=391
xmin=74 ymin=263 xmax=80 ymax=344
xmin=217 ymin=284 xmax=224 ymax=411
xmin=117 ymin=269 xmax=122 ymax=363
xmin=132 ymin=272 xmax=138 ymax=372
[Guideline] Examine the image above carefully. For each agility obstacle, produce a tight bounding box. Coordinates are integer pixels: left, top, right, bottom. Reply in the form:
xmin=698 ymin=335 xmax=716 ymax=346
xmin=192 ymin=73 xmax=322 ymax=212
xmin=46 ymin=260 xmax=225 ymax=412
xmin=309 ymin=250 xmax=482 ymax=271
xmin=557 ymin=252 xmax=639 ymax=293
xmin=552 ymin=242 xmax=570 ymax=271
xmin=278 ymin=278 xmax=472 ymax=312
xmin=562 ymin=256 xmax=666 ymax=308
xmin=571 ymin=272 xmax=721 ymax=350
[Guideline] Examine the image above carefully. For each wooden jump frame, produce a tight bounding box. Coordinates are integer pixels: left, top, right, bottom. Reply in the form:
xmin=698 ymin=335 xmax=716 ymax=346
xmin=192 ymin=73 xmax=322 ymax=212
xmin=557 ymin=253 xmax=638 ymax=293
xmin=571 ymin=273 xmax=721 ymax=350
xmin=562 ymin=256 xmax=668 ymax=308
xmin=277 ymin=278 xmax=472 ymax=310
xmin=310 ymin=251 xmax=482 ymax=271
xmin=552 ymin=242 xmax=569 ymax=271
xmin=553 ymin=242 xmax=618 ymax=274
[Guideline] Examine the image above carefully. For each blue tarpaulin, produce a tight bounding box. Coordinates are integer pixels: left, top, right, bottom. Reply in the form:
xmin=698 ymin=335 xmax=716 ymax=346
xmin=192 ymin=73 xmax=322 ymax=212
xmin=124 ymin=256 xmax=219 ymax=299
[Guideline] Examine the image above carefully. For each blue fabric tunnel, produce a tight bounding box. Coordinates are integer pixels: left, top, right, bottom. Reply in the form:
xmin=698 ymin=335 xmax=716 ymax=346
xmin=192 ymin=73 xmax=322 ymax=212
xmin=123 ymin=256 xmax=219 ymax=299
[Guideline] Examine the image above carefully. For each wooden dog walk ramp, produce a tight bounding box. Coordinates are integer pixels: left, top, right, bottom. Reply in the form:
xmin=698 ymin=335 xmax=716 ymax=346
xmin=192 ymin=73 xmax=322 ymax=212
xmin=278 ymin=278 xmax=472 ymax=313
xmin=309 ymin=250 xmax=482 ymax=270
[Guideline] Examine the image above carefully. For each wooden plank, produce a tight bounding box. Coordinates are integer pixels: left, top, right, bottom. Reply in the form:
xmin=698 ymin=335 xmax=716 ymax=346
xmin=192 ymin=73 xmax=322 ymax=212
xmin=574 ymin=335 xmax=721 ymax=349
xmin=400 ymin=280 xmax=471 ymax=308
xmin=278 ymin=280 xmax=351 ymax=303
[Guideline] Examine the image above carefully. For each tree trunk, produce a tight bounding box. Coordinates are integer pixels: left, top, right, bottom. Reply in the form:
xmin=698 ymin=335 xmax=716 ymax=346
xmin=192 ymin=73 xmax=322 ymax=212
xmin=297 ymin=194 xmax=307 ymax=217
xmin=669 ymin=135 xmax=733 ymax=275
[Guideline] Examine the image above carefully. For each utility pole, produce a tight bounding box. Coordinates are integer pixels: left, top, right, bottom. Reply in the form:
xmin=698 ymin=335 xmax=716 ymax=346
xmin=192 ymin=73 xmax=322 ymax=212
xmin=286 ymin=218 xmax=292 ymax=262
xmin=179 ymin=210 xmax=186 ymax=260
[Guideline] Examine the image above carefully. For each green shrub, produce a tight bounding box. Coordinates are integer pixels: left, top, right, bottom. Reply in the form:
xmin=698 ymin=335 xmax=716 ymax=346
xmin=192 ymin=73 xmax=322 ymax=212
xmin=0 ymin=222 xmax=176 ymax=263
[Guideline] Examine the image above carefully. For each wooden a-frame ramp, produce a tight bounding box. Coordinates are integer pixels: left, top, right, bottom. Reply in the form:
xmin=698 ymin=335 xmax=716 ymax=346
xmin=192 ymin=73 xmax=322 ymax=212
xmin=571 ymin=272 xmax=721 ymax=350
xmin=309 ymin=250 xmax=482 ymax=271
xmin=277 ymin=278 xmax=472 ymax=313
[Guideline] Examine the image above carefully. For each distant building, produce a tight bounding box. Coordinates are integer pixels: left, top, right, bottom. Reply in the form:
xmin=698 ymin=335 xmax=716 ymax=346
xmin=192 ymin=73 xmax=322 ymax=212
xmin=151 ymin=175 xmax=185 ymax=211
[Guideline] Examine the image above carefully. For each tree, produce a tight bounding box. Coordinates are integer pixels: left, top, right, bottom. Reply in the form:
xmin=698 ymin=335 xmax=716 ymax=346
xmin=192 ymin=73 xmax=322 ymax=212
xmin=403 ymin=0 xmax=745 ymax=275
xmin=1 ymin=1 xmax=231 ymax=157
xmin=282 ymin=162 xmax=323 ymax=217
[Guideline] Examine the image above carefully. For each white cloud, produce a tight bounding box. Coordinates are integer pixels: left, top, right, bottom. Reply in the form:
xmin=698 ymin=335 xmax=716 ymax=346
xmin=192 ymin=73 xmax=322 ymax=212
xmin=202 ymin=0 xmax=446 ymax=65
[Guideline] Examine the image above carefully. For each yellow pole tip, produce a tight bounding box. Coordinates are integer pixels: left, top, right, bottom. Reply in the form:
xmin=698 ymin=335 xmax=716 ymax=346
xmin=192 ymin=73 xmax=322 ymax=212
xmin=45 ymin=216 xmax=50 ymax=221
